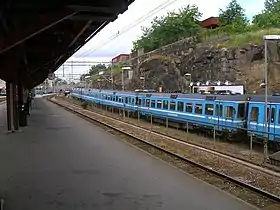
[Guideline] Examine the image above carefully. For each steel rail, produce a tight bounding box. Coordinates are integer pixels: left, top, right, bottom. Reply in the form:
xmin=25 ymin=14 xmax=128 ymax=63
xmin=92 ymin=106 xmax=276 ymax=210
xmin=48 ymin=97 xmax=280 ymax=203
xmin=51 ymin=97 xmax=280 ymax=178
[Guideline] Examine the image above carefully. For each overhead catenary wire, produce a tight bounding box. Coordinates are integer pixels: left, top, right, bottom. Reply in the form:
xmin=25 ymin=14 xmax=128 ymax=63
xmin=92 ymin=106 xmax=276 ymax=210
xmin=77 ymin=0 xmax=180 ymax=58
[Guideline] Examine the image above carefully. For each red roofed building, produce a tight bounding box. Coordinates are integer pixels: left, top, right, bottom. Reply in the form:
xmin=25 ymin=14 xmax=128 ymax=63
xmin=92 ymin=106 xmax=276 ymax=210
xmin=201 ymin=17 xmax=220 ymax=29
xmin=111 ymin=54 xmax=130 ymax=64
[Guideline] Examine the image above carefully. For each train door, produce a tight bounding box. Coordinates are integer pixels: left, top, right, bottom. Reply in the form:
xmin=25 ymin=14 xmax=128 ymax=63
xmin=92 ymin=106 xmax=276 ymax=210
xmin=266 ymin=104 xmax=276 ymax=141
xmin=214 ymin=102 xmax=223 ymax=131
xmin=247 ymin=103 xmax=262 ymax=137
xmin=223 ymin=102 xmax=237 ymax=130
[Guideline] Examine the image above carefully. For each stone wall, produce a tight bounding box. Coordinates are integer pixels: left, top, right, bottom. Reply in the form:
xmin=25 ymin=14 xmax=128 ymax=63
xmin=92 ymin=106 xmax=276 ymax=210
xmin=124 ymin=36 xmax=280 ymax=93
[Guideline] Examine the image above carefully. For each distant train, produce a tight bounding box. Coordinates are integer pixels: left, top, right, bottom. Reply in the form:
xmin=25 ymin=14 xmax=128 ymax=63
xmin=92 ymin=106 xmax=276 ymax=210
xmin=71 ymin=88 xmax=280 ymax=151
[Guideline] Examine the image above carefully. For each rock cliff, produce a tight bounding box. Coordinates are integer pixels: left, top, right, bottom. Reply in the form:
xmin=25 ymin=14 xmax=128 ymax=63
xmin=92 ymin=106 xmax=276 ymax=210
xmin=124 ymin=36 xmax=280 ymax=93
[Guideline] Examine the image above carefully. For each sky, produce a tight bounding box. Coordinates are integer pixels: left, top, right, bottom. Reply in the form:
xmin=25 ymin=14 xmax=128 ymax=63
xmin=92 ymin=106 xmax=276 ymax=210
xmin=56 ymin=0 xmax=265 ymax=80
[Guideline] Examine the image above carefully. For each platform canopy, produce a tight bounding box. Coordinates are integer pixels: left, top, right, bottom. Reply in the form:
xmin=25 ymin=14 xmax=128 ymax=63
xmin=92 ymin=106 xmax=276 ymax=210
xmin=0 ymin=0 xmax=134 ymax=88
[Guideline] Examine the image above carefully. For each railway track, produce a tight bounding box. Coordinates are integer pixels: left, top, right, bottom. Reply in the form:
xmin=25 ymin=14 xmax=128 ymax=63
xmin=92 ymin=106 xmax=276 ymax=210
xmin=62 ymin=96 xmax=280 ymax=178
xmin=49 ymin=96 xmax=280 ymax=209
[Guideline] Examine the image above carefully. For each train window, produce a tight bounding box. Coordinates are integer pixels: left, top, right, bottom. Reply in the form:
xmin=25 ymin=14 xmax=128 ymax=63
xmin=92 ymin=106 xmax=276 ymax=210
xmin=215 ymin=105 xmax=223 ymax=117
xmin=163 ymin=100 xmax=169 ymax=109
xmin=157 ymin=100 xmax=162 ymax=109
xmin=250 ymin=107 xmax=259 ymax=122
xmin=186 ymin=103 xmax=193 ymax=113
xmin=138 ymin=99 xmax=142 ymax=106
xmin=125 ymin=97 xmax=128 ymax=103
xmin=178 ymin=102 xmax=184 ymax=112
xmin=224 ymin=106 xmax=235 ymax=119
xmin=195 ymin=104 xmax=203 ymax=114
xmin=237 ymin=103 xmax=245 ymax=118
xmin=151 ymin=100 xmax=156 ymax=108
xmin=205 ymin=104 xmax=214 ymax=116
xmin=170 ymin=101 xmax=176 ymax=111
xmin=132 ymin=98 xmax=135 ymax=104
xmin=115 ymin=96 xmax=118 ymax=101
xmin=146 ymin=99 xmax=150 ymax=107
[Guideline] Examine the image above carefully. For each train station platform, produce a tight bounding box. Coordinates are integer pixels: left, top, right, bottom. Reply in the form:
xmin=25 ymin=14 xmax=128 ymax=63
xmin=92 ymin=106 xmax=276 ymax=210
xmin=0 ymin=97 xmax=257 ymax=210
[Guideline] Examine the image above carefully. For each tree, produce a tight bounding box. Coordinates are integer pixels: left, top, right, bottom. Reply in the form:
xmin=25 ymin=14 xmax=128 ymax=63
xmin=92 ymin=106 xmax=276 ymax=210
xmin=252 ymin=0 xmax=280 ymax=28
xmin=264 ymin=0 xmax=280 ymax=11
xmin=89 ymin=64 xmax=107 ymax=75
xmin=219 ymin=0 xmax=248 ymax=28
xmin=132 ymin=5 xmax=201 ymax=52
xmin=80 ymin=64 xmax=108 ymax=82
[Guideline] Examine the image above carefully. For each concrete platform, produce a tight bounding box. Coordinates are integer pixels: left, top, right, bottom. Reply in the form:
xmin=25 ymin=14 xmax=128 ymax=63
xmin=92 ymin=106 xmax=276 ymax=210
xmin=0 ymin=98 xmax=257 ymax=210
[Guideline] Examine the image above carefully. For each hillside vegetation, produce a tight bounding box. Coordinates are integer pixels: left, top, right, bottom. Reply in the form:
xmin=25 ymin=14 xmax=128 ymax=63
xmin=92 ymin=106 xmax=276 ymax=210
xmin=132 ymin=0 xmax=280 ymax=52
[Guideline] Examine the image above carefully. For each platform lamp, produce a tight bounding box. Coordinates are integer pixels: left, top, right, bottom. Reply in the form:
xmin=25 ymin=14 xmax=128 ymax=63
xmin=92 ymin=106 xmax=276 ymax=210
xmin=184 ymin=73 xmax=192 ymax=93
xmin=263 ymin=35 xmax=280 ymax=162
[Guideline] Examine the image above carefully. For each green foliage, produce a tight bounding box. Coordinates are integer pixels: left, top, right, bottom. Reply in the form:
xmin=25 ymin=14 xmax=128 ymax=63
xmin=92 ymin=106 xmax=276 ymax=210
xmin=89 ymin=64 xmax=107 ymax=75
xmin=264 ymin=0 xmax=279 ymax=11
xmin=218 ymin=28 xmax=280 ymax=47
xmin=218 ymin=0 xmax=248 ymax=28
xmin=131 ymin=0 xmax=280 ymax=51
xmin=80 ymin=64 xmax=109 ymax=82
xmin=81 ymin=101 xmax=89 ymax=109
xmin=132 ymin=5 xmax=201 ymax=52
xmin=253 ymin=0 xmax=280 ymax=28
xmin=111 ymin=64 xmax=122 ymax=75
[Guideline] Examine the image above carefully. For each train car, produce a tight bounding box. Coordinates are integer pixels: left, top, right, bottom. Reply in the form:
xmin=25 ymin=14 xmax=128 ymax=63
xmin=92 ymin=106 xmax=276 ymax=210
xmin=247 ymin=95 xmax=280 ymax=150
xmin=71 ymin=89 xmax=248 ymax=140
xmin=135 ymin=93 xmax=248 ymax=139
xmin=71 ymin=88 xmax=280 ymax=152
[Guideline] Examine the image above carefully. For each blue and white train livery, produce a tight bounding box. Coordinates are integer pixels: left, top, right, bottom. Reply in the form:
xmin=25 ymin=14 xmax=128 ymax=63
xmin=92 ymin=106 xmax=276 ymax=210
xmin=71 ymin=88 xmax=280 ymax=151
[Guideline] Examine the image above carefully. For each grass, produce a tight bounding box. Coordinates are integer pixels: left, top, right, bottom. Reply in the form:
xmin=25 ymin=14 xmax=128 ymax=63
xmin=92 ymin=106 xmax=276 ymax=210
xmin=219 ymin=28 xmax=280 ymax=47
xmin=198 ymin=27 xmax=280 ymax=47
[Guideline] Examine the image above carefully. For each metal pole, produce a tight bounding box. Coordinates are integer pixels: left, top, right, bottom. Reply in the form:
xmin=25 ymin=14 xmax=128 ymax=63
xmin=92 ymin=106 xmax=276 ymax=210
xmin=71 ymin=61 xmax=73 ymax=89
xmin=213 ymin=125 xmax=216 ymax=148
xmin=250 ymin=134 xmax=253 ymax=159
xmin=111 ymin=63 xmax=114 ymax=90
xmin=189 ymin=75 xmax=192 ymax=93
xmin=264 ymin=39 xmax=268 ymax=162
xmin=122 ymin=69 xmax=124 ymax=91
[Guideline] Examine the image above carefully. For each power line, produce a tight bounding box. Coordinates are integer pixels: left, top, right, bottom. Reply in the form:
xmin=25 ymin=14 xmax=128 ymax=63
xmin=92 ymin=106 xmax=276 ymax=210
xmin=79 ymin=0 xmax=177 ymax=58
xmin=78 ymin=0 xmax=179 ymax=58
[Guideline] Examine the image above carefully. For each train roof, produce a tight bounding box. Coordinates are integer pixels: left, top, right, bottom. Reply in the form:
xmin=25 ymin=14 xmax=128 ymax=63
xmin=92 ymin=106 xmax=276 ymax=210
xmin=246 ymin=95 xmax=280 ymax=103
xmin=77 ymin=88 xmax=280 ymax=103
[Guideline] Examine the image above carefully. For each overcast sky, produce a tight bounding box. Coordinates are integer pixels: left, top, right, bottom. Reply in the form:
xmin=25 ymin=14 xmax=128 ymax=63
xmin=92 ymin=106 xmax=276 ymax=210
xmin=56 ymin=0 xmax=265 ymax=80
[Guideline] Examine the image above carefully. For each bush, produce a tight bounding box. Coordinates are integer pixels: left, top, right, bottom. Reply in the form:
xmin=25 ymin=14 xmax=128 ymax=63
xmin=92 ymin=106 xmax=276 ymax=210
xmin=81 ymin=101 xmax=89 ymax=109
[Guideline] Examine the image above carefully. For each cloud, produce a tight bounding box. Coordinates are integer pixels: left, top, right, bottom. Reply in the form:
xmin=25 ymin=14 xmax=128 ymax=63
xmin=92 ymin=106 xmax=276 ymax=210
xmin=57 ymin=0 xmax=265 ymax=77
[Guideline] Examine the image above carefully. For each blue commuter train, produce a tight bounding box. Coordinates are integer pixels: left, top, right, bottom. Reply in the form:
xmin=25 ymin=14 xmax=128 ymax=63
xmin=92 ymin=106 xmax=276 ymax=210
xmin=71 ymin=88 xmax=280 ymax=151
